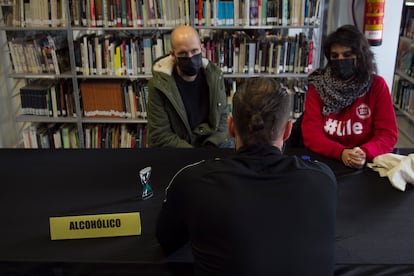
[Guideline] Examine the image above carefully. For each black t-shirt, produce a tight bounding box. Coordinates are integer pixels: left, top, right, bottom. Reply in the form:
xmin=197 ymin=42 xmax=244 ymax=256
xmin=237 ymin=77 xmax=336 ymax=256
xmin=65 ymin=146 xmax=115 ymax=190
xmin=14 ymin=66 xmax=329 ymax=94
xmin=174 ymin=68 xmax=209 ymax=130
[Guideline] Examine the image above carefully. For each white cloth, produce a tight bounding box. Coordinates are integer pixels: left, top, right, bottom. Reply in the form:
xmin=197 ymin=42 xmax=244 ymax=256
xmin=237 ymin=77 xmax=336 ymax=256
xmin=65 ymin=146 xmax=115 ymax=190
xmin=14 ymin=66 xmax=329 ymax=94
xmin=367 ymin=153 xmax=414 ymax=191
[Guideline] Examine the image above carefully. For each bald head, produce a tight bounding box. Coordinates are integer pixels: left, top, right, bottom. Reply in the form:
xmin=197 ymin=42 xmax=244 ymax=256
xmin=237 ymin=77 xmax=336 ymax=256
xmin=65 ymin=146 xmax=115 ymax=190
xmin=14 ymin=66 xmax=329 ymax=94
xmin=170 ymin=25 xmax=203 ymax=80
xmin=170 ymin=25 xmax=201 ymax=51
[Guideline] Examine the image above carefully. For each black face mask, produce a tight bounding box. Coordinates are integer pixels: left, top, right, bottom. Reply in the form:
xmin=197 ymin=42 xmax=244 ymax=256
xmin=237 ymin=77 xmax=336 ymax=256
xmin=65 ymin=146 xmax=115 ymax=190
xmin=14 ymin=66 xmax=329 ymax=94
xmin=176 ymin=53 xmax=202 ymax=76
xmin=330 ymin=59 xmax=356 ymax=80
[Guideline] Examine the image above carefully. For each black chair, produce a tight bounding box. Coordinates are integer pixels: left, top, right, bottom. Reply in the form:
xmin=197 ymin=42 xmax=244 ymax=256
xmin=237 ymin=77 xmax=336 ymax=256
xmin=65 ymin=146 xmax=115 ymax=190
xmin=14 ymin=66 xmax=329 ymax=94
xmin=285 ymin=113 xmax=304 ymax=148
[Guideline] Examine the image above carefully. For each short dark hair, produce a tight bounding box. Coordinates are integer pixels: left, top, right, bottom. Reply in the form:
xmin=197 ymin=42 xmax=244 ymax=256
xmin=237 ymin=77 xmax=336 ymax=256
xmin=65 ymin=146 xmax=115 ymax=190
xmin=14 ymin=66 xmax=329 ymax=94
xmin=232 ymin=78 xmax=290 ymax=146
xmin=323 ymin=24 xmax=377 ymax=83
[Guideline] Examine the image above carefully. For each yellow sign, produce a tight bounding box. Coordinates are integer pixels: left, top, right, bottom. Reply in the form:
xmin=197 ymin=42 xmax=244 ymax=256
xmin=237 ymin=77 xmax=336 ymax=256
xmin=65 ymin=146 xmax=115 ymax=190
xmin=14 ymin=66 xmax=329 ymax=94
xmin=49 ymin=212 xmax=141 ymax=240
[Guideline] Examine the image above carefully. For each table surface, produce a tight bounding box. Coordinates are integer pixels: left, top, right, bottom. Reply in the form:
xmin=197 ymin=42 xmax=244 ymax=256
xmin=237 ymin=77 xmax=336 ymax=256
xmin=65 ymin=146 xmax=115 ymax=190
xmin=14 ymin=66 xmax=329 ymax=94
xmin=1 ymin=148 xmax=414 ymax=275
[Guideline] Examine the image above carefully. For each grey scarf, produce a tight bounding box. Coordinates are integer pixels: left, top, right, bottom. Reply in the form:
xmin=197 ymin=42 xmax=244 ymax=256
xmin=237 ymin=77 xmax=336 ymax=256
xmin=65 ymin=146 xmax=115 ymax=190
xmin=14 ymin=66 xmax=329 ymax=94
xmin=309 ymin=66 xmax=372 ymax=115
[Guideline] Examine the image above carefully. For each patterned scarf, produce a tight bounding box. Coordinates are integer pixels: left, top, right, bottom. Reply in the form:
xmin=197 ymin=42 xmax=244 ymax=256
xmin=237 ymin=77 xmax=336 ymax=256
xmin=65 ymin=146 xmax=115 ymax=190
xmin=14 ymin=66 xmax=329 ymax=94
xmin=309 ymin=66 xmax=372 ymax=115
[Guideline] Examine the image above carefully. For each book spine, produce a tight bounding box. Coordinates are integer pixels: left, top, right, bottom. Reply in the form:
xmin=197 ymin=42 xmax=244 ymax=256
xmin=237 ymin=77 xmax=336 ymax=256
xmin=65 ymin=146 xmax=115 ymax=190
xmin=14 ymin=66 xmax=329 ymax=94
xmin=90 ymin=0 xmax=97 ymax=27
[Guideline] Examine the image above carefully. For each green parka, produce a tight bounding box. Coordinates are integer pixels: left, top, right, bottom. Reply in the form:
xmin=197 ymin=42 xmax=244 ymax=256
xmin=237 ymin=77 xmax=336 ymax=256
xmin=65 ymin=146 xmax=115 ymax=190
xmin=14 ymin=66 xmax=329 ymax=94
xmin=147 ymin=55 xmax=229 ymax=148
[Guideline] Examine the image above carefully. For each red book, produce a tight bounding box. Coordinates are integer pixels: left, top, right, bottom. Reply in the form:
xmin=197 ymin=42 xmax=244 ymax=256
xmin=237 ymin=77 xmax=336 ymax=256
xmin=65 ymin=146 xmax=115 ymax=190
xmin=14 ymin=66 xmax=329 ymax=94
xmin=126 ymin=0 xmax=133 ymax=27
xmin=90 ymin=0 xmax=97 ymax=27
xmin=116 ymin=0 xmax=122 ymax=27
xmin=198 ymin=0 xmax=203 ymax=26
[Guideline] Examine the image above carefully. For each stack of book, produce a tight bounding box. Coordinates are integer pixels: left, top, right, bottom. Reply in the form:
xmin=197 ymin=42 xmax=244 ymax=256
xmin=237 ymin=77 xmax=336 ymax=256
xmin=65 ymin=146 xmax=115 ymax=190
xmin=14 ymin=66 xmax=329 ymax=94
xmin=22 ymin=123 xmax=80 ymax=149
xmin=80 ymin=79 xmax=148 ymax=119
xmin=21 ymin=122 xmax=147 ymax=149
xmin=11 ymin=0 xmax=67 ymax=27
xmin=83 ymin=123 xmax=146 ymax=149
xmin=8 ymin=34 xmax=70 ymax=75
xmin=19 ymin=79 xmax=76 ymax=117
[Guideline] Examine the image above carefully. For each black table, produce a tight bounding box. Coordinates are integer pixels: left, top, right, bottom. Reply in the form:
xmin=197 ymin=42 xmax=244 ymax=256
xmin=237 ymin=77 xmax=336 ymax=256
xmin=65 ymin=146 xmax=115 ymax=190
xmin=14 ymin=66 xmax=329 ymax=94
xmin=1 ymin=148 xmax=414 ymax=275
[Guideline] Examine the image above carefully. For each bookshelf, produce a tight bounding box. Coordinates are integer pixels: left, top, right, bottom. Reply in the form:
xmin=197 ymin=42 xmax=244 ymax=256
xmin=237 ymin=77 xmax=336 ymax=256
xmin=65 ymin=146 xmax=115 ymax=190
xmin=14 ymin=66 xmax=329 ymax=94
xmin=393 ymin=0 xmax=414 ymax=128
xmin=0 ymin=0 xmax=325 ymax=149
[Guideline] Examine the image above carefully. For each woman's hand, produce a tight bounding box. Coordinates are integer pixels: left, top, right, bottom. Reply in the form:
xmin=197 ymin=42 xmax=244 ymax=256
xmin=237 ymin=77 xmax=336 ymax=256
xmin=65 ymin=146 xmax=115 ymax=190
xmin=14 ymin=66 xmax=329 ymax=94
xmin=341 ymin=147 xmax=366 ymax=169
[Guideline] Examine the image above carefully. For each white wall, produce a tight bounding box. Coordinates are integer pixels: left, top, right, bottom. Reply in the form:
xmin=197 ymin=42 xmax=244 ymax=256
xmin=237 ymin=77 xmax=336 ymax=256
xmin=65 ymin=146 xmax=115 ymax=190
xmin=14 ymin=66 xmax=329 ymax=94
xmin=326 ymin=0 xmax=404 ymax=90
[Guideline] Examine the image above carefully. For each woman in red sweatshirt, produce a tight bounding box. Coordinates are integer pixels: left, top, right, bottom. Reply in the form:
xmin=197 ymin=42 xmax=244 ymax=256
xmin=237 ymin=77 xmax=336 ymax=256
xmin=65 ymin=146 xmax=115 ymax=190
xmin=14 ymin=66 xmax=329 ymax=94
xmin=302 ymin=25 xmax=398 ymax=169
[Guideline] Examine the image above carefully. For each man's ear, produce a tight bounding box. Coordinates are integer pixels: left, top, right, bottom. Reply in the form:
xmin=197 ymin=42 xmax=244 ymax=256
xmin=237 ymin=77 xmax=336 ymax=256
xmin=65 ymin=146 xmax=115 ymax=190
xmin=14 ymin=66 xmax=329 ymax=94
xmin=282 ymin=119 xmax=293 ymax=141
xmin=228 ymin=116 xmax=236 ymax=138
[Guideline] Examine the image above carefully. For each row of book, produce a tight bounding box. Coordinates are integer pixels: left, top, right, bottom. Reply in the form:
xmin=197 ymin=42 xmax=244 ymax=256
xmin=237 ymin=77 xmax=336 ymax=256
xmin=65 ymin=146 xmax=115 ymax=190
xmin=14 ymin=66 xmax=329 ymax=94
xmin=7 ymin=29 xmax=315 ymax=76
xmin=20 ymin=77 xmax=305 ymax=120
xmin=22 ymin=123 xmax=146 ymax=149
xmin=195 ymin=0 xmax=320 ymax=27
xmin=84 ymin=123 xmax=146 ymax=148
xmin=227 ymin=77 xmax=306 ymax=118
xmin=22 ymin=123 xmax=80 ymax=149
xmin=71 ymin=0 xmax=189 ymax=28
xmin=7 ymin=33 xmax=70 ymax=74
xmin=19 ymin=78 xmax=149 ymax=119
xmin=20 ymin=79 xmax=76 ymax=117
xmin=80 ymin=80 xmax=148 ymax=119
xmin=393 ymin=76 xmax=414 ymax=116
xmin=203 ymin=31 xmax=313 ymax=74
xmin=4 ymin=0 xmax=320 ymax=28
xmin=72 ymin=30 xmax=314 ymax=77
xmin=9 ymin=0 xmax=67 ymax=27
xmin=73 ymin=32 xmax=169 ymax=76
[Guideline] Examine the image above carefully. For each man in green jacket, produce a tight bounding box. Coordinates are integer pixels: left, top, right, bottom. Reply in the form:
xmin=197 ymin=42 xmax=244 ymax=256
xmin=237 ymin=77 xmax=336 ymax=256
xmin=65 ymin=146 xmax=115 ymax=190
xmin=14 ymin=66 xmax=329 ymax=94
xmin=147 ymin=25 xmax=230 ymax=148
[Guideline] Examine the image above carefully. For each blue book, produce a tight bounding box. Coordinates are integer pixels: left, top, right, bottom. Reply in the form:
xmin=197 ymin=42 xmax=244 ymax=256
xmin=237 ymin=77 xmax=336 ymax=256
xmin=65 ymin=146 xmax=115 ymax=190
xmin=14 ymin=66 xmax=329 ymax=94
xmin=226 ymin=1 xmax=234 ymax=26
xmin=217 ymin=1 xmax=225 ymax=26
xmin=125 ymin=44 xmax=131 ymax=75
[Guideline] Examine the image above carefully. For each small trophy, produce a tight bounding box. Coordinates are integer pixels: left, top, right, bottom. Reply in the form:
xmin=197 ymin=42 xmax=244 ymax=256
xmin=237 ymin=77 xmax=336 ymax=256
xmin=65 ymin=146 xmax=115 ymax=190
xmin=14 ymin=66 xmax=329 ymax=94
xmin=139 ymin=166 xmax=153 ymax=200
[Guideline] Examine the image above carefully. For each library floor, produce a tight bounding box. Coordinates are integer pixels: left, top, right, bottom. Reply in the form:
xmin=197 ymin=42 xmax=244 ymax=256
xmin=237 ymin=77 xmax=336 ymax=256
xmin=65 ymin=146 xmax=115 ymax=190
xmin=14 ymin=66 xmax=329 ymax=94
xmin=396 ymin=110 xmax=414 ymax=148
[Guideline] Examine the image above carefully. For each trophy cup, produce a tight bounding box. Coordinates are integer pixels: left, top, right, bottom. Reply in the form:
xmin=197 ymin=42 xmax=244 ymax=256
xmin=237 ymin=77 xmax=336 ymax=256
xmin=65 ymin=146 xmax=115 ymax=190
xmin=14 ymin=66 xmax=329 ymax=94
xmin=139 ymin=166 xmax=153 ymax=200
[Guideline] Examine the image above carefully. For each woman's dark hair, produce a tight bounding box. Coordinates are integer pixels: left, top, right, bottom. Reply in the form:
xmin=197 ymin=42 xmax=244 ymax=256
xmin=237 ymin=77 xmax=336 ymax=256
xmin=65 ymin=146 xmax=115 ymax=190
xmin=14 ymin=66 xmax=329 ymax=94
xmin=232 ymin=78 xmax=290 ymax=146
xmin=323 ymin=24 xmax=377 ymax=83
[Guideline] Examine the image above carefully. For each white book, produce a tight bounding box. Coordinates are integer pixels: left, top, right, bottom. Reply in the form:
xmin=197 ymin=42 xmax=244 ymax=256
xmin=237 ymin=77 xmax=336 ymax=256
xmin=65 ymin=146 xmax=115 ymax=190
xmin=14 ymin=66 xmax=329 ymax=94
xmin=29 ymin=126 xmax=38 ymax=149
xmin=143 ymin=37 xmax=152 ymax=75
xmin=211 ymin=0 xmax=217 ymax=26
xmin=248 ymin=42 xmax=256 ymax=74
xmin=81 ymin=35 xmax=89 ymax=76
xmin=154 ymin=38 xmax=163 ymax=59
xmin=95 ymin=37 xmax=103 ymax=75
